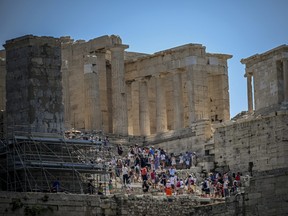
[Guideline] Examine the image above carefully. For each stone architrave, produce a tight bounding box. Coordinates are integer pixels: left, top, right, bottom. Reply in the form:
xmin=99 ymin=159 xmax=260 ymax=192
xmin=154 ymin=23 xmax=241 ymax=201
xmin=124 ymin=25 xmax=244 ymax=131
xmin=173 ymin=72 xmax=184 ymax=129
xmin=156 ymin=75 xmax=167 ymax=133
xmin=139 ymin=79 xmax=150 ymax=135
xmin=110 ymin=45 xmax=129 ymax=135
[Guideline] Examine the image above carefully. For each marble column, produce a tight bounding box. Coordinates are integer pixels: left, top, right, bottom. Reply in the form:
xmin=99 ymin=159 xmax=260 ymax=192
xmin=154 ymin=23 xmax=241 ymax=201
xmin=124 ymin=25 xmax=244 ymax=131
xmin=283 ymin=59 xmax=288 ymax=102
xmin=61 ymin=60 xmax=70 ymax=128
xmin=110 ymin=45 xmax=129 ymax=135
xmin=126 ymin=80 xmax=133 ymax=135
xmin=156 ymin=75 xmax=167 ymax=133
xmin=173 ymin=72 xmax=184 ymax=129
xmin=246 ymin=72 xmax=253 ymax=113
xmin=84 ymin=55 xmax=101 ymax=130
xmin=186 ymin=66 xmax=196 ymax=125
xmin=96 ymin=50 xmax=108 ymax=132
xmin=139 ymin=79 xmax=150 ymax=136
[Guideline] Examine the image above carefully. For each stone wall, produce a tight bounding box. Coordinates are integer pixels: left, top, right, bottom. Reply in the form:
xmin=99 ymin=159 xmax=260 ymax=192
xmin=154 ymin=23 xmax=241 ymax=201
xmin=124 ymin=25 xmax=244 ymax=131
xmin=4 ymin=35 xmax=64 ymax=133
xmin=1 ymin=169 xmax=287 ymax=216
xmin=145 ymin=119 xmax=213 ymax=156
xmin=241 ymin=168 xmax=288 ymax=216
xmin=0 ymin=192 xmax=236 ymax=216
xmin=214 ymin=112 xmax=288 ymax=174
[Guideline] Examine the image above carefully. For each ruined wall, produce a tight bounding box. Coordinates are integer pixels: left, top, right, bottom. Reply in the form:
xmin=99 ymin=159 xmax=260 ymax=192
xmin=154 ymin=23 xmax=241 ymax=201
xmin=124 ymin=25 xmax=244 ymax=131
xmin=145 ymin=120 xmax=213 ymax=156
xmin=4 ymin=35 xmax=64 ymax=133
xmin=214 ymin=112 xmax=288 ymax=174
xmin=0 ymin=192 xmax=237 ymax=216
xmin=241 ymin=168 xmax=288 ymax=216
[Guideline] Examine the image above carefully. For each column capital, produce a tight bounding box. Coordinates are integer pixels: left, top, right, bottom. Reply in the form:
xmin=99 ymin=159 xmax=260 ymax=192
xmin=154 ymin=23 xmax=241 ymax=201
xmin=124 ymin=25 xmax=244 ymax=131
xmin=84 ymin=54 xmax=97 ymax=64
xmin=126 ymin=79 xmax=135 ymax=85
xmin=110 ymin=44 xmax=129 ymax=51
xmin=244 ymin=69 xmax=253 ymax=77
xmin=135 ymin=75 xmax=152 ymax=82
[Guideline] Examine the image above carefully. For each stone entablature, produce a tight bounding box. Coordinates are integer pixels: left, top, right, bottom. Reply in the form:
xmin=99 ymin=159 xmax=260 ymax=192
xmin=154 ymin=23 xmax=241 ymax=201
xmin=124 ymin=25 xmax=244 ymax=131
xmin=241 ymin=44 xmax=288 ymax=113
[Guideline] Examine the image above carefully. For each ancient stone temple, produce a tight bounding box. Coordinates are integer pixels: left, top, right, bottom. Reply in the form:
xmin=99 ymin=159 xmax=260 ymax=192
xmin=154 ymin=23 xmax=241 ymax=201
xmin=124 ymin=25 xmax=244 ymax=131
xmin=60 ymin=35 xmax=232 ymax=136
xmin=241 ymin=45 xmax=288 ymax=113
xmin=4 ymin=35 xmax=64 ymax=133
xmin=0 ymin=34 xmax=287 ymax=215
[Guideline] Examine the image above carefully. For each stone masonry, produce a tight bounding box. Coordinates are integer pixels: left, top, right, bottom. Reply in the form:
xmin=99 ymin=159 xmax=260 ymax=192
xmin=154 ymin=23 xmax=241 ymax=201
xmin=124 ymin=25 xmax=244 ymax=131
xmin=241 ymin=45 xmax=288 ymax=113
xmin=214 ymin=112 xmax=288 ymax=174
xmin=4 ymin=35 xmax=64 ymax=133
xmin=60 ymin=36 xmax=231 ymax=136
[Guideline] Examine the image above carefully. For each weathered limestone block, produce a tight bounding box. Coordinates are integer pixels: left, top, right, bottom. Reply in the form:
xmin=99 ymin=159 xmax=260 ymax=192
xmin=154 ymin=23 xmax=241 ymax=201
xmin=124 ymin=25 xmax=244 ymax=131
xmin=4 ymin=35 xmax=64 ymax=134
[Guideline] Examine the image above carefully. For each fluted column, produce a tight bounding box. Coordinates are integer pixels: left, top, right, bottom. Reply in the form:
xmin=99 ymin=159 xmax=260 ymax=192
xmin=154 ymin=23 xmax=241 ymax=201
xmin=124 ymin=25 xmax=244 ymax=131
xmin=97 ymin=50 xmax=109 ymax=132
xmin=110 ymin=45 xmax=129 ymax=135
xmin=139 ymin=79 xmax=150 ymax=135
xmin=283 ymin=59 xmax=288 ymax=102
xmin=186 ymin=66 xmax=196 ymax=125
xmin=61 ymin=60 xmax=70 ymax=128
xmin=126 ymin=80 xmax=133 ymax=135
xmin=246 ymin=72 xmax=253 ymax=113
xmin=173 ymin=72 xmax=184 ymax=129
xmin=156 ymin=75 xmax=167 ymax=133
xmin=84 ymin=55 xmax=101 ymax=130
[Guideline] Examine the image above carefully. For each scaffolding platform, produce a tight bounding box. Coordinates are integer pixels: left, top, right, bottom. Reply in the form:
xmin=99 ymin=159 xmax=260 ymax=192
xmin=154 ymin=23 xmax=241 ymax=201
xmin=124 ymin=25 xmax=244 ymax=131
xmin=0 ymin=132 xmax=112 ymax=194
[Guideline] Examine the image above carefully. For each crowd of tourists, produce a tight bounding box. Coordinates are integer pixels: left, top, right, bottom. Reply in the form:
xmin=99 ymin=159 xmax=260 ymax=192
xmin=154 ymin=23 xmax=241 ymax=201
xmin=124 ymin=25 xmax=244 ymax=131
xmin=65 ymin=130 xmax=244 ymax=198
xmin=106 ymin=144 xmax=243 ymax=198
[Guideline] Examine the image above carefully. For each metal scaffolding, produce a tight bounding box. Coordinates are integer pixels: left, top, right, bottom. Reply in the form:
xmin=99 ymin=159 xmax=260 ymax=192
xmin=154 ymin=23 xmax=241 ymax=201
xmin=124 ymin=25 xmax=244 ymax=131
xmin=0 ymin=126 xmax=112 ymax=194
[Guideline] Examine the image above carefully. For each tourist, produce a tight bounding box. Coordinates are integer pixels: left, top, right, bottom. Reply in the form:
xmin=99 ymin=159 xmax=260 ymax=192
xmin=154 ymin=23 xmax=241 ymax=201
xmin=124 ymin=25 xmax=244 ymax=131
xmin=117 ymin=144 xmax=123 ymax=156
xmin=178 ymin=153 xmax=184 ymax=169
xmin=142 ymin=180 xmax=150 ymax=193
xmin=160 ymin=152 xmax=166 ymax=168
xmin=108 ymin=179 xmax=114 ymax=194
xmin=223 ymin=180 xmax=229 ymax=197
xmin=122 ymin=164 xmax=129 ymax=186
xmin=154 ymin=152 xmax=160 ymax=170
xmin=52 ymin=178 xmax=61 ymax=193
xmin=171 ymin=153 xmax=176 ymax=167
xmin=165 ymin=180 xmax=172 ymax=196
xmin=98 ymin=183 xmax=104 ymax=195
xmin=87 ymin=179 xmax=95 ymax=194
xmin=141 ymin=166 xmax=148 ymax=181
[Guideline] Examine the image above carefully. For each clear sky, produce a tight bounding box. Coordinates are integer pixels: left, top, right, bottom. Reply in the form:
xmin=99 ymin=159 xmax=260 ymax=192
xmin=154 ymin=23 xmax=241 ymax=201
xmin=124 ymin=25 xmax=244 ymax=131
xmin=0 ymin=0 xmax=287 ymax=118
